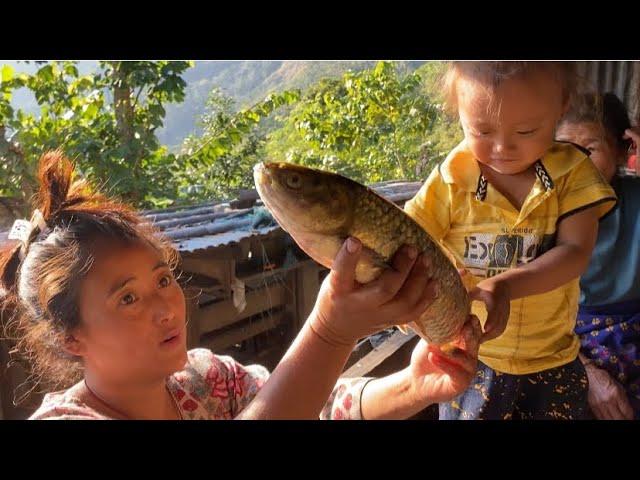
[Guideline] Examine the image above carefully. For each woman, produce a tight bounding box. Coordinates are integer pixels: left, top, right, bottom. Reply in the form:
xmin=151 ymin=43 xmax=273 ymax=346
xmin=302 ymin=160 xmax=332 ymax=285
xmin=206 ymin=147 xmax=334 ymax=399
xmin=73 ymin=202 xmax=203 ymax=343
xmin=556 ymin=92 xmax=640 ymax=420
xmin=0 ymin=150 xmax=480 ymax=420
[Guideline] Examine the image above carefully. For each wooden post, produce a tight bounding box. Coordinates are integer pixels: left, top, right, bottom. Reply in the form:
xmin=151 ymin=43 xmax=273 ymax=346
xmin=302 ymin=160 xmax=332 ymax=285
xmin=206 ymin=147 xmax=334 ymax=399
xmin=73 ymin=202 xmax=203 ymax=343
xmin=185 ymin=288 xmax=201 ymax=349
xmin=283 ymin=268 xmax=298 ymax=345
xmin=294 ymin=260 xmax=321 ymax=332
xmin=182 ymin=256 xmax=237 ymax=349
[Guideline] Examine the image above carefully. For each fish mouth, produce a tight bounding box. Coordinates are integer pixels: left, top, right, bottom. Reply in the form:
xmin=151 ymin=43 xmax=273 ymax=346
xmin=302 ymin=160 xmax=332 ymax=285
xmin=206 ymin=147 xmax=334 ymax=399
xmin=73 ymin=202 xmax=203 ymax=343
xmin=253 ymin=162 xmax=297 ymax=233
xmin=253 ymin=162 xmax=280 ymax=197
xmin=253 ymin=162 xmax=270 ymax=191
xmin=253 ymin=162 xmax=267 ymax=180
xmin=254 ymin=162 xmax=277 ymax=206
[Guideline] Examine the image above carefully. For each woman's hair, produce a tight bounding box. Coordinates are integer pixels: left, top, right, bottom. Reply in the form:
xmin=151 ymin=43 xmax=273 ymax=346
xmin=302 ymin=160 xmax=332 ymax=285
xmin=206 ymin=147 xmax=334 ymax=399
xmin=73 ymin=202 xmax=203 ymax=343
xmin=560 ymin=91 xmax=632 ymax=153
xmin=0 ymin=150 xmax=179 ymax=397
xmin=442 ymin=61 xmax=578 ymax=114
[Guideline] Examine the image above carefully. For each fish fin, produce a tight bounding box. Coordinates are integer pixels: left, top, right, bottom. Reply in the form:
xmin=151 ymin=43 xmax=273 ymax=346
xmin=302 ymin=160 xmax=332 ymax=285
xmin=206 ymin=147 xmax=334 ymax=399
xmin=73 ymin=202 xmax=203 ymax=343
xmin=337 ymin=236 xmax=390 ymax=271
xmin=359 ymin=244 xmax=390 ymax=270
xmin=397 ymin=324 xmax=411 ymax=335
xmin=439 ymin=341 xmax=462 ymax=355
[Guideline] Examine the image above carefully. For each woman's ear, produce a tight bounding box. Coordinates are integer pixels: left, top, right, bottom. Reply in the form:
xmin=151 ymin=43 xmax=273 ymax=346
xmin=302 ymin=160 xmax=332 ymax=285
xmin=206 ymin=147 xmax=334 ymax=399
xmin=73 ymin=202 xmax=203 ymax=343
xmin=63 ymin=331 xmax=86 ymax=357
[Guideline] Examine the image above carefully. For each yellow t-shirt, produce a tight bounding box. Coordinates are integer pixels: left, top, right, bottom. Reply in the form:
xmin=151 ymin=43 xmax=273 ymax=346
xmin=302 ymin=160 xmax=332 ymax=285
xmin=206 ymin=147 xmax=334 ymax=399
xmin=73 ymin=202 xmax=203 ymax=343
xmin=405 ymin=141 xmax=617 ymax=374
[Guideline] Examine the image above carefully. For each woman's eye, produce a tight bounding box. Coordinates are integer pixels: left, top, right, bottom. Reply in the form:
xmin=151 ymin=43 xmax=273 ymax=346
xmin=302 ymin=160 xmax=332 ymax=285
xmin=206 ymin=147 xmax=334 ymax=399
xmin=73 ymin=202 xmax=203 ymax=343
xmin=159 ymin=275 xmax=172 ymax=288
xmin=121 ymin=293 xmax=137 ymax=305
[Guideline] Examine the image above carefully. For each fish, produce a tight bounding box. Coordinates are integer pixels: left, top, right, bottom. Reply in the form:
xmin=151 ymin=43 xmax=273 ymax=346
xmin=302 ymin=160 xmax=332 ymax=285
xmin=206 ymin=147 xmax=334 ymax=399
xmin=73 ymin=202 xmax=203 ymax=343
xmin=253 ymin=161 xmax=470 ymax=345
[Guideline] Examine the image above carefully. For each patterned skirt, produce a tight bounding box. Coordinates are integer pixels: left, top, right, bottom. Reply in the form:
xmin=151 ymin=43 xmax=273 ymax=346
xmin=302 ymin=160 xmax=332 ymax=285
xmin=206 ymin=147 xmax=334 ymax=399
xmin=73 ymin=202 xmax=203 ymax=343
xmin=576 ymin=299 xmax=640 ymax=419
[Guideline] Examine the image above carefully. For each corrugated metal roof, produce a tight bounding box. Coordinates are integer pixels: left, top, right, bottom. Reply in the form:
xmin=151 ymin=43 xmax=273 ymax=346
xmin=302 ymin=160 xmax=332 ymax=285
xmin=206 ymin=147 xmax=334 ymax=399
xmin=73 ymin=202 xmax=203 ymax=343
xmin=143 ymin=180 xmax=423 ymax=254
xmin=173 ymin=225 xmax=282 ymax=253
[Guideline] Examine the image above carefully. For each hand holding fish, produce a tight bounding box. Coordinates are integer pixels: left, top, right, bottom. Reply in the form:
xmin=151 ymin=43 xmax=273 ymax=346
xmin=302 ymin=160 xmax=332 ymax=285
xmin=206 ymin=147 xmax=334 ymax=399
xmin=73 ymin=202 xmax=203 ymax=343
xmin=469 ymin=277 xmax=511 ymax=343
xmin=309 ymin=237 xmax=439 ymax=347
xmin=359 ymin=315 xmax=481 ymax=419
xmin=406 ymin=315 xmax=481 ymax=405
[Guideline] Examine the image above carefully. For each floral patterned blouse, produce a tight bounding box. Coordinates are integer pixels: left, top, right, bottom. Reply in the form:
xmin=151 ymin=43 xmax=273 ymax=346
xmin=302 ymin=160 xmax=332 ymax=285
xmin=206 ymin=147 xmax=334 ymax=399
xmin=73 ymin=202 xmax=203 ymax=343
xmin=30 ymin=349 xmax=373 ymax=420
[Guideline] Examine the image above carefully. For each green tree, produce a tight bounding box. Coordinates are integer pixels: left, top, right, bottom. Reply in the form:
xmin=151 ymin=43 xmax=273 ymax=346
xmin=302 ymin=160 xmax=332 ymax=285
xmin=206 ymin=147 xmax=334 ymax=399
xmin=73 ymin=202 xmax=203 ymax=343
xmin=265 ymin=61 xmax=463 ymax=183
xmin=178 ymin=88 xmax=300 ymax=201
xmin=0 ymin=60 xmax=192 ymax=210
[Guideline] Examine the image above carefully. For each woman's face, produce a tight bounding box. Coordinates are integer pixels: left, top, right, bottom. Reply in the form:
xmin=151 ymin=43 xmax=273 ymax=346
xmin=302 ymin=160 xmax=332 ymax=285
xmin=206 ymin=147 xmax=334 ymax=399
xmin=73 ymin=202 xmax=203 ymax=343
xmin=556 ymin=121 xmax=622 ymax=183
xmin=69 ymin=239 xmax=188 ymax=385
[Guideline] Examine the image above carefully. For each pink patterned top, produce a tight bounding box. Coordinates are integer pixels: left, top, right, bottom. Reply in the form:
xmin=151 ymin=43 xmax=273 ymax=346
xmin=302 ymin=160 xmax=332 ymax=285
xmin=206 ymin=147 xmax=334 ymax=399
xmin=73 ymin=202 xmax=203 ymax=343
xmin=29 ymin=348 xmax=373 ymax=420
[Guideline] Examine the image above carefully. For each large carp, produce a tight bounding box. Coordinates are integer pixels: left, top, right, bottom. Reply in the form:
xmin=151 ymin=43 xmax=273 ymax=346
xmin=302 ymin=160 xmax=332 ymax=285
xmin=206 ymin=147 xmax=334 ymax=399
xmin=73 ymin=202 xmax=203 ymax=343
xmin=253 ymin=162 xmax=470 ymax=345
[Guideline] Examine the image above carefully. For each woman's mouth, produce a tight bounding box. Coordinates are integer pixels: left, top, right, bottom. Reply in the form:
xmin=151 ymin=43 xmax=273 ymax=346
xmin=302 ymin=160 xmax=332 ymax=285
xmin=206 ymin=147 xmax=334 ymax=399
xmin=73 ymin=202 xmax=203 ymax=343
xmin=161 ymin=329 xmax=181 ymax=347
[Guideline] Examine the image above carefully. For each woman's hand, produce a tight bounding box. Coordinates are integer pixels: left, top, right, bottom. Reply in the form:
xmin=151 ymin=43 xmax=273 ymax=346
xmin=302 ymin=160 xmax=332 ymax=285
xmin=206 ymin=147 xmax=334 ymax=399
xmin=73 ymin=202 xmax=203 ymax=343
xmin=310 ymin=237 xmax=439 ymax=347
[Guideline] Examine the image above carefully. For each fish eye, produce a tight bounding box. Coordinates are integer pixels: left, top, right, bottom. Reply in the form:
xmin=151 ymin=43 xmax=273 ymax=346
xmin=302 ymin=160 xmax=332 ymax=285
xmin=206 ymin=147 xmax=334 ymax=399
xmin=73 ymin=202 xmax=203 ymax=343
xmin=286 ymin=173 xmax=302 ymax=189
